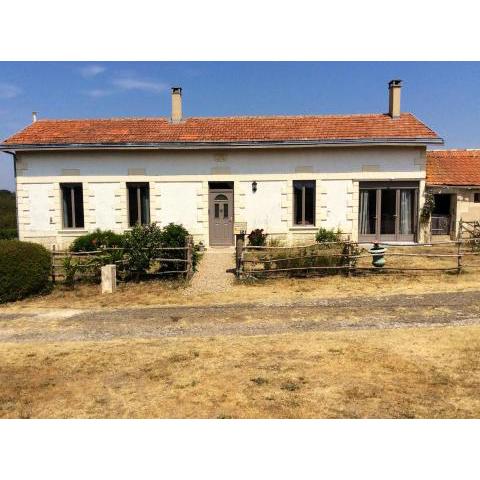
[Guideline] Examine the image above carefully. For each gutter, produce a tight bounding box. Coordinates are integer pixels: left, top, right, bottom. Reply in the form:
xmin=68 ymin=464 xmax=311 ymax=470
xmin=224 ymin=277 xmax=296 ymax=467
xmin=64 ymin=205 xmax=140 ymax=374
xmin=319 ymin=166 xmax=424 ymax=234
xmin=0 ymin=137 xmax=444 ymax=152
xmin=2 ymin=150 xmax=20 ymax=237
xmin=426 ymin=184 xmax=480 ymax=189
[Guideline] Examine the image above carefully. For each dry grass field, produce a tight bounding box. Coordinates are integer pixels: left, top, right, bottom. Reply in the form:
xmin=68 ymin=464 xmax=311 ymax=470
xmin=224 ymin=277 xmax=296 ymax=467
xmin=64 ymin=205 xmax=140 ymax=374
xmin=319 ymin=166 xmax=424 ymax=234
xmin=0 ymin=325 xmax=479 ymax=418
xmin=3 ymin=265 xmax=480 ymax=312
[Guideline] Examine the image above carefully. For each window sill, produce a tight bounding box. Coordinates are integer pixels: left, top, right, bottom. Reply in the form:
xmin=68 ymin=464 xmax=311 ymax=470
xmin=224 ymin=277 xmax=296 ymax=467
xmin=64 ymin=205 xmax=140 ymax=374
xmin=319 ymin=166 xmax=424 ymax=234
xmin=289 ymin=226 xmax=317 ymax=231
xmin=57 ymin=229 xmax=88 ymax=234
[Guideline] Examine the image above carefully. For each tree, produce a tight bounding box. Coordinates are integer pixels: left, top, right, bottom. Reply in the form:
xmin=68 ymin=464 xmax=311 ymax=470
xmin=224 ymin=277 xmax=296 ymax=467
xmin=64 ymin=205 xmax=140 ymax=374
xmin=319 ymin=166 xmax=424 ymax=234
xmin=0 ymin=190 xmax=16 ymax=229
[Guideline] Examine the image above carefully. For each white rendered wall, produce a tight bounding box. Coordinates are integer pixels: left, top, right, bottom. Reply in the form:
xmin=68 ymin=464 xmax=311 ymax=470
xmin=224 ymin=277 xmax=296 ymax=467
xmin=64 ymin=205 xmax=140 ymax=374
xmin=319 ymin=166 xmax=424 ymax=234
xmin=242 ymin=180 xmax=285 ymax=233
xmin=88 ymin=182 xmax=118 ymax=231
xmin=321 ymin=180 xmax=350 ymax=231
xmin=154 ymin=181 xmax=203 ymax=233
xmin=19 ymin=147 xmax=425 ymax=179
xmin=26 ymin=183 xmax=53 ymax=232
xmin=15 ymin=146 xmax=427 ymax=247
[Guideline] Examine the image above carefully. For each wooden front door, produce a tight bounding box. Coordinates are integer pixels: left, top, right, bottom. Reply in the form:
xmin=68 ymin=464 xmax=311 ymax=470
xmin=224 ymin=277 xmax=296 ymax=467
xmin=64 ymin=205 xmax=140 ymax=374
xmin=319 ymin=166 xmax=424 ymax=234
xmin=209 ymin=190 xmax=234 ymax=246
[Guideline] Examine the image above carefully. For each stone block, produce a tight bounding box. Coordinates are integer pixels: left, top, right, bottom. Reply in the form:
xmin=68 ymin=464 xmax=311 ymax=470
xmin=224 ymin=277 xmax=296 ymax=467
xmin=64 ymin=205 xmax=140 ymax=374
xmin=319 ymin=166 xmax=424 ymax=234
xmin=101 ymin=264 xmax=117 ymax=294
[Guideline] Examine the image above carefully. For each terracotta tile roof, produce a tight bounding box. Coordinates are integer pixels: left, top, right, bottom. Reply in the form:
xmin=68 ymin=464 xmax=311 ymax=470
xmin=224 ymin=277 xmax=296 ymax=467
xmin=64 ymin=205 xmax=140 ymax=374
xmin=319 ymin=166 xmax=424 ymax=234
xmin=1 ymin=113 xmax=441 ymax=148
xmin=427 ymin=149 xmax=480 ymax=186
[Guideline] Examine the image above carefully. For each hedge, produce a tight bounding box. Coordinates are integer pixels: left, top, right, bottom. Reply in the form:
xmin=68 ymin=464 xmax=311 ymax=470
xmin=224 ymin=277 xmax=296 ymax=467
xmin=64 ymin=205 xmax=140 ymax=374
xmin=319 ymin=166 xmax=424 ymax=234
xmin=0 ymin=240 xmax=52 ymax=303
xmin=0 ymin=228 xmax=17 ymax=240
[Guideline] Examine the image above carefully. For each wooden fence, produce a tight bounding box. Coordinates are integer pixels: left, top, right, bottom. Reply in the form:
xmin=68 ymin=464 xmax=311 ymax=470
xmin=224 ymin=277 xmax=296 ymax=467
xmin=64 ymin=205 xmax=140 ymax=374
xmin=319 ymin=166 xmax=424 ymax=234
xmin=236 ymin=238 xmax=480 ymax=278
xmin=51 ymin=235 xmax=194 ymax=283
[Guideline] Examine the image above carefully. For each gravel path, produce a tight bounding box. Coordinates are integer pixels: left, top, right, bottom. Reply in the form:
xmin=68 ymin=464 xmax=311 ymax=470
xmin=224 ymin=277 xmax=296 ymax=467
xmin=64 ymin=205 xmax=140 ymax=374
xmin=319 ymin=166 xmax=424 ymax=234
xmin=184 ymin=248 xmax=236 ymax=295
xmin=1 ymin=291 xmax=480 ymax=343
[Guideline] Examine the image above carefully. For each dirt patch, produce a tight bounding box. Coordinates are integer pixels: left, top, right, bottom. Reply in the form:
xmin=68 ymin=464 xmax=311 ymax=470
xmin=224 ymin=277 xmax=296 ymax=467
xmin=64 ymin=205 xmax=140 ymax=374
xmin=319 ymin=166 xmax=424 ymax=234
xmin=1 ymin=290 xmax=480 ymax=343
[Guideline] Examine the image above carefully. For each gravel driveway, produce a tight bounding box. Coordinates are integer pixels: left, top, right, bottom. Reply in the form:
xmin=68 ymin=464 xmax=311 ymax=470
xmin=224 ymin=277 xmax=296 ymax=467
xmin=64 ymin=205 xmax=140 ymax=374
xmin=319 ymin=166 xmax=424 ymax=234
xmin=1 ymin=291 xmax=480 ymax=343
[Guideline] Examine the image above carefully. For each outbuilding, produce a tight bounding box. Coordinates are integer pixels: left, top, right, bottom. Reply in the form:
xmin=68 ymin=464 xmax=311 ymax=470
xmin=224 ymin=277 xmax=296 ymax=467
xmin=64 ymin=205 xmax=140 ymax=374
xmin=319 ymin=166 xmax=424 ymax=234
xmin=426 ymin=149 xmax=480 ymax=240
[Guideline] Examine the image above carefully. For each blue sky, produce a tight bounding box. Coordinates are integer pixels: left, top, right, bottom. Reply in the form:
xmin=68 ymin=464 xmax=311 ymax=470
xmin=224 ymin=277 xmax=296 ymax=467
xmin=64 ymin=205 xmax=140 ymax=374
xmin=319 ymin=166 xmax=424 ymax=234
xmin=1 ymin=61 xmax=480 ymax=190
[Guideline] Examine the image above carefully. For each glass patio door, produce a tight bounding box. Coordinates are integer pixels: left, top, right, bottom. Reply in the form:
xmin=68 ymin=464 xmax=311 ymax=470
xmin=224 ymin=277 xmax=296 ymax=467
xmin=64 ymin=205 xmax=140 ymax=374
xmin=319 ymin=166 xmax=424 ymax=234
xmin=380 ymin=189 xmax=397 ymax=240
xmin=359 ymin=182 xmax=418 ymax=242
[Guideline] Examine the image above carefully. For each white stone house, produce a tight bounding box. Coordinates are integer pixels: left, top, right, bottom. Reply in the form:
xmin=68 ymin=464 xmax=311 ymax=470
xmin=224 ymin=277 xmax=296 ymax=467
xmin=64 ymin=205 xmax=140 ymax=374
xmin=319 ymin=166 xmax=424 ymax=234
xmin=1 ymin=81 xmax=443 ymax=249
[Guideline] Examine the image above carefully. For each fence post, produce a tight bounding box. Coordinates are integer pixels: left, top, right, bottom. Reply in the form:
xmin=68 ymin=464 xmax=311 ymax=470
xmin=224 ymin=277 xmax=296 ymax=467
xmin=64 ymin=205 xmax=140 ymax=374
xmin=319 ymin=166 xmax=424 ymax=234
xmin=185 ymin=235 xmax=194 ymax=280
xmin=51 ymin=244 xmax=56 ymax=284
xmin=236 ymin=234 xmax=245 ymax=277
xmin=345 ymin=236 xmax=352 ymax=277
xmin=457 ymin=240 xmax=462 ymax=275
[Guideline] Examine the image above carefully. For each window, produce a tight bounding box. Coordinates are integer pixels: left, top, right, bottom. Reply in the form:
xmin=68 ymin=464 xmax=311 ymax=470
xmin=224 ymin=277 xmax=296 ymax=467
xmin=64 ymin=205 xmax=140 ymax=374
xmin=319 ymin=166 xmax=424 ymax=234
xmin=293 ymin=180 xmax=316 ymax=225
xmin=127 ymin=183 xmax=150 ymax=227
xmin=474 ymin=193 xmax=480 ymax=203
xmin=61 ymin=183 xmax=84 ymax=229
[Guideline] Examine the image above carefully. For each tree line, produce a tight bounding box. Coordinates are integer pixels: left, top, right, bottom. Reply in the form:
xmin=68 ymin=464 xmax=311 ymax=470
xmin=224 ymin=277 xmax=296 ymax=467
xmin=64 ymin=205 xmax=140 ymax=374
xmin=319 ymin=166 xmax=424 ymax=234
xmin=0 ymin=190 xmax=17 ymax=238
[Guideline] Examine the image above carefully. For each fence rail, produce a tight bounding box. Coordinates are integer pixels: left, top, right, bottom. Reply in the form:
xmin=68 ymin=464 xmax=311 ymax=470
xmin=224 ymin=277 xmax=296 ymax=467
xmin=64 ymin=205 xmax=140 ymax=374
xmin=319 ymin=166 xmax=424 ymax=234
xmin=236 ymin=237 xmax=480 ymax=278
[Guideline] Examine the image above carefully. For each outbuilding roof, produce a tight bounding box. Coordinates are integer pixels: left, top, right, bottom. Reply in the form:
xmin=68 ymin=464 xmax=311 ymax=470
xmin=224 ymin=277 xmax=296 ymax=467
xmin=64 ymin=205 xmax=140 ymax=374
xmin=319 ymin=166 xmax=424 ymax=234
xmin=1 ymin=113 xmax=442 ymax=149
xmin=426 ymin=149 xmax=480 ymax=186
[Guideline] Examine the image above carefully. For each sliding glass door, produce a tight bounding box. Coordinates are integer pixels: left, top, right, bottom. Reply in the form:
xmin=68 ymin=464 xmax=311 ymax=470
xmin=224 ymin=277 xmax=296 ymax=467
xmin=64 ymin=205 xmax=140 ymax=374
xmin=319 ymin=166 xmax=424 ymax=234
xmin=358 ymin=182 xmax=418 ymax=242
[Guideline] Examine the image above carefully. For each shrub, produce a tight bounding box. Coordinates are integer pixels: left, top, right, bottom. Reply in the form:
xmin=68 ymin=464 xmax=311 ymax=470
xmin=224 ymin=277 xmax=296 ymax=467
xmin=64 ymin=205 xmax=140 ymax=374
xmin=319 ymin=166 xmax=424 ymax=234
xmin=0 ymin=227 xmax=17 ymax=240
xmin=0 ymin=240 xmax=51 ymax=303
xmin=267 ymin=237 xmax=284 ymax=247
xmin=123 ymin=223 xmax=164 ymax=275
xmin=62 ymin=255 xmax=81 ymax=289
xmin=269 ymin=244 xmax=345 ymax=275
xmin=123 ymin=223 xmax=197 ymax=277
xmin=70 ymin=229 xmax=125 ymax=252
xmin=315 ymin=227 xmax=343 ymax=243
xmin=159 ymin=223 xmax=198 ymax=273
xmin=248 ymin=228 xmax=267 ymax=247
xmin=61 ymin=254 xmax=105 ymax=289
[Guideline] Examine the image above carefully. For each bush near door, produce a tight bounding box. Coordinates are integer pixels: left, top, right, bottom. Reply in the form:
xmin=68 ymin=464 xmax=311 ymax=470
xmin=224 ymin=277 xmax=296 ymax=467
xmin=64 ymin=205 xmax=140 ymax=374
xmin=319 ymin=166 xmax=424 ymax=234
xmin=0 ymin=240 xmax=52 ymax=303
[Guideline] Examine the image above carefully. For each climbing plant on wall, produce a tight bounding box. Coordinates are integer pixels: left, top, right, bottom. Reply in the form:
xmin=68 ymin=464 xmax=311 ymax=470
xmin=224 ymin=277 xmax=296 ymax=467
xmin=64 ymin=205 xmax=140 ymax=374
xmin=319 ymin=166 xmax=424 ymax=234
xmin=420 ymin=191 xmax=435 ymax=224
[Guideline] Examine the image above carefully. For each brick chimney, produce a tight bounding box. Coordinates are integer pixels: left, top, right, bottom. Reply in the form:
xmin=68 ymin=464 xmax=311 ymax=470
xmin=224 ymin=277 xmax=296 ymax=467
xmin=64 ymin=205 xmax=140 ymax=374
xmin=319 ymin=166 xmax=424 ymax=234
xmin=388 ymin=80 xmax=402 ymax=118
xmin=171 ymin=87 xmax=182 ymax=123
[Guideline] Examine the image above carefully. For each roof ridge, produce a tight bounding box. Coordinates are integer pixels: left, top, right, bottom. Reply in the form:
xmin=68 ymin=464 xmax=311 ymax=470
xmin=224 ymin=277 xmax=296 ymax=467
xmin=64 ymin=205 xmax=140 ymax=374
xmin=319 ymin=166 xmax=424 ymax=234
xmin=33 ymin=116 xmax=170 ymax=122
xmin=31 ymin=112 xmax=414 ymax=123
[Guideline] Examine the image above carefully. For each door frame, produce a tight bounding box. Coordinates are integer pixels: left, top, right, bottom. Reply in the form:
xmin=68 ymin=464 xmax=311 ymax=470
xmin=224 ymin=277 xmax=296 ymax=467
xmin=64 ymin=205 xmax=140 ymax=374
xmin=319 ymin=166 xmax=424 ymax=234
xmin=208 ymin=185 xmax=234 ymax=246
xmin=358 ymin=181 xmax=419 ymax=243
